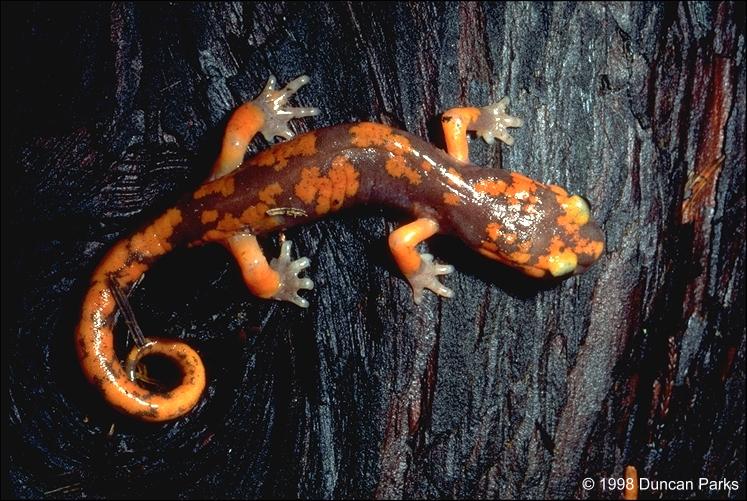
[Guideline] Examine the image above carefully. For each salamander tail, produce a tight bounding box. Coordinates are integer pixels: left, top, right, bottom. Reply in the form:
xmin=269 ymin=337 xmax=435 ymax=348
xmin=76 ymin=209 xmax=206 ymax=422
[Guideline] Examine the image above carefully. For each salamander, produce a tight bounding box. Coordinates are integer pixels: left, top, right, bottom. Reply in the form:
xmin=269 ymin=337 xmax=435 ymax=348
xmin=77 ymin=75 xmax=604 ymax=421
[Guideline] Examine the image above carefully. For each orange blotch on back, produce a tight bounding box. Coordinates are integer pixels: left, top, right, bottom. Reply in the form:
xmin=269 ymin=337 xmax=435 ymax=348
xmin=350 ymin=123 xmax=392 ymax=147
xmin=535 ymin=237 xmax=561 ymax=271
xmin=385 ymin=156 xmax=421 ymax=185
xmin=201 ymin=210 xmax=219 ymax=224
xmin=535 ymin=235 xmax=578 ymax=276
xmin=194 ymin=176 xmax=235 ymax=199
xmin=473 ymin=179 xmax=508 ymax=196
xmin=350 ymin=123 xmax=411 ymax=154
xmin=294 ymin=157 xmax=360 ymax=215
xmin=504 ymin=172 xmax=539 ymax=200
xmin=556 ymin=212 xmax=582 ymax=238
xmin=295 ymin=167 xmax=322 ymax=204
xmin=248 ymin=133 xmax=317 ymax=171
xmin=258 ymin=182 xmax=283 ymax=205
xmin=240 ymin=202 xmax=281 ymax=232
xmin=328 ymin=156 xmax=360 ymax=210
xmin=443 ymin=192 xmax=460 ymax=206
xmin=486 ymin=222 xmax=501 ymax=241
xmin=216 ymin=213 xmax=243 ymax=232
xmin=203 ymin=229 xmax=233 ymax=241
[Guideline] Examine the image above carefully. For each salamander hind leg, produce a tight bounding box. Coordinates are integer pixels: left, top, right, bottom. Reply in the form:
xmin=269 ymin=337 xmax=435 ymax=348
xmin=211 ymin=74 xmax=320 ymax=179
xmin=269 ymin=240 xmax=315 ymax=308
xmin=388 ymin=218 xmax=454 ymax=304
xmin=227 ymin=232 xmax=314 ymax=308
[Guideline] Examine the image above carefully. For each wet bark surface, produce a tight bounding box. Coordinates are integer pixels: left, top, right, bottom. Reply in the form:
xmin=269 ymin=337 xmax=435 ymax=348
xmin=2 ymin=2 xmax=745 ymax=499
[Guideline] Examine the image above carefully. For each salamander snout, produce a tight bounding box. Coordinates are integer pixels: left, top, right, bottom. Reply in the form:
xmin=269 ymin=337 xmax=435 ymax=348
xmin=572 ymin=216 xmax=604 ymax=275
xmin=552 ymin=194 xmax=604 ymax=277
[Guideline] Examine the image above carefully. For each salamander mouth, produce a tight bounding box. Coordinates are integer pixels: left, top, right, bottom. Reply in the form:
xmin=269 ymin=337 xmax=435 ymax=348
xmin=477 ymin=247 xmax=547 ymax=278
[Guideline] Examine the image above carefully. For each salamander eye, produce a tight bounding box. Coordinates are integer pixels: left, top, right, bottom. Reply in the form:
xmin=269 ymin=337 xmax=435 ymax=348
xmin=561 ymin=195 xmax=590 ymax=225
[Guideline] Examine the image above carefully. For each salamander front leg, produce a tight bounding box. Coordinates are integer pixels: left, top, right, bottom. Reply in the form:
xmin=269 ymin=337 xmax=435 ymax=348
xmin=388 ymin=218 xmax=454 ymax=304
xmin=227 ymin=232 xmax=314 ymax=307
xmin=441 ymin=98 xmax=523 ymax=162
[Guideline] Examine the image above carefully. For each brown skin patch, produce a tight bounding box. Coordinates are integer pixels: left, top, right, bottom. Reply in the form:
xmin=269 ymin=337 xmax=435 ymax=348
xmin=420 ymin=161 xmax=432 ymax=172
xmin=201 ymin=210 xmax=219 ymax=224
xmin=385 ymin=156 xmax=421 ymax=185
xmin=248 ymin=132 xmax=317 ymax=171
xmin=443 ymin=192 xmax=460 ymax=206
xmin=194 ymin=176 xmax=235 ymax=199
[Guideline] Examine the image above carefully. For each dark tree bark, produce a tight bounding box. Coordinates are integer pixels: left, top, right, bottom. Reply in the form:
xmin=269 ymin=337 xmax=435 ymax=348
xmin=2 ymin=2 xmax=744 ymax=499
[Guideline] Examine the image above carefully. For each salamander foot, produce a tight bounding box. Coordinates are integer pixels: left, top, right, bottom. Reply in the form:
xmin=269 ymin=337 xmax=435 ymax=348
xmin=474 ymin=97 xmax=524 ymax=146
xmin=406 ymin=253 xmax=454 ymax=304
xmin=253 ymin=75 xmax=320 ymax=141
xmin=269 ymin=240 xmax=314 ymax=308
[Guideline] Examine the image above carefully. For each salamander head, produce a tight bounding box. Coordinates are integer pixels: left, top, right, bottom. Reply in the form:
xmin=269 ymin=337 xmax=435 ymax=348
xmin=463 ymin=171 xmax=604 ymax=278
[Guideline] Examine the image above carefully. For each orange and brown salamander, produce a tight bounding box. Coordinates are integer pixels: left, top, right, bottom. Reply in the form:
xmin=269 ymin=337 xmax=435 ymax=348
xmin=77 ymin=75 xmax=604 ymax=421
